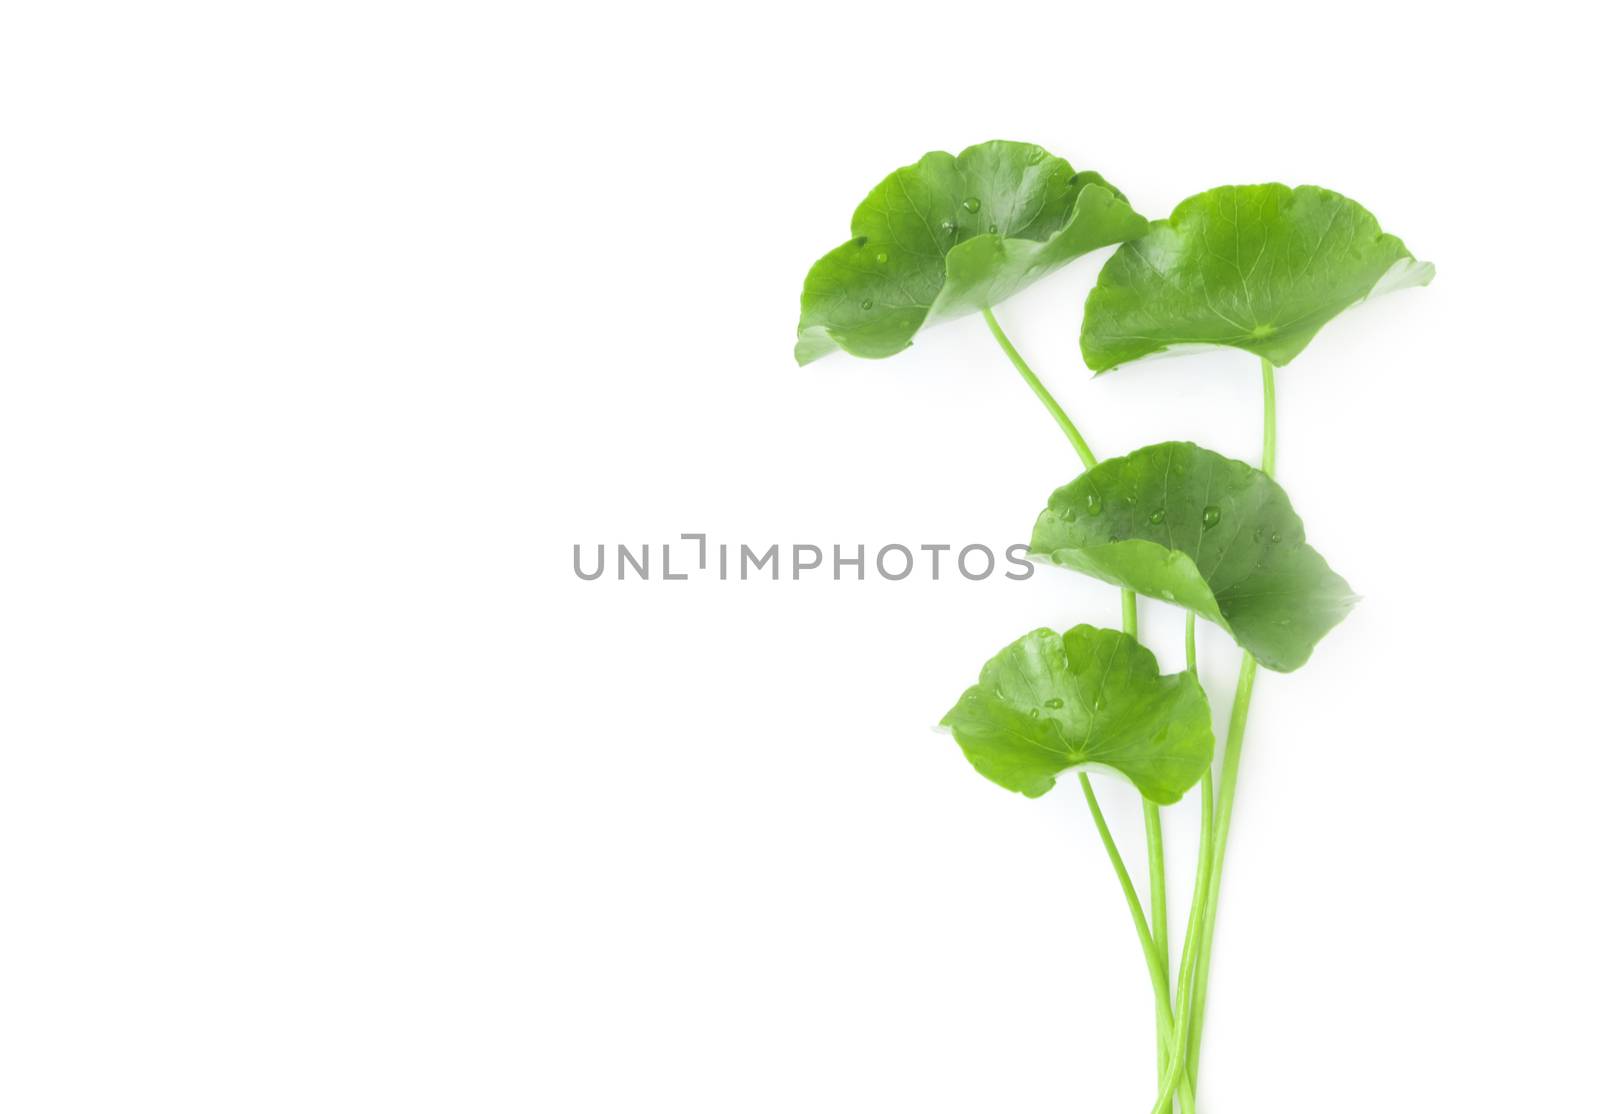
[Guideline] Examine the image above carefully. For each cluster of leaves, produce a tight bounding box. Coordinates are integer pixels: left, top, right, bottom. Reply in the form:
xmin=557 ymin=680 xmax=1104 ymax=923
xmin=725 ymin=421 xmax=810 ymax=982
xmin=796 ymin=140 xmax=1431 ymax=804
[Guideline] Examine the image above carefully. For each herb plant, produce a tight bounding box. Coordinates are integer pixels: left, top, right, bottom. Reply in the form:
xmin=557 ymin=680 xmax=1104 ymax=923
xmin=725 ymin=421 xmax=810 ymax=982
xmin=795 ymin=144 xmax=1431 ymax=1111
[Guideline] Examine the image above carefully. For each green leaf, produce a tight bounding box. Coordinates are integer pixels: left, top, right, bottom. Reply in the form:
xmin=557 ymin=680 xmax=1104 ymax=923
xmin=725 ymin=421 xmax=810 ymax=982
xmin=939 ymin=625 xmax=1213 ymax=804
xmin=796 ymin=141 xmax=1147 ymax=365
xmin=1029 ymin=442 xmax=1356 ymax=672
xmin=1080 ymin=184 xmax=1433 ymax=371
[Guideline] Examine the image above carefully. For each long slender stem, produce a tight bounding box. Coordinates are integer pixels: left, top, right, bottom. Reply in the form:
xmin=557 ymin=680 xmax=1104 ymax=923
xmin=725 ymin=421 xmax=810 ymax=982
xmin=1150 ymin=614 xmax=1205 ymax=1114
xmin=1185 ymin=654 xmax=1256 ymax=1091
xmin=1148 ymin=769 xmax=1214 ymax=1114
xmin=984 ymin=306 xmax=1181 ymax=1107
xmin=1260 ymin=357 xmax=1277 ymax=475
xmin=1079 ymin=774 xmax=1173 ymax=1043
xmin=1143 ymin=797 xmax=1168 ymax=984
xmin=1129 ymin=592 xmax=1170 ymax=1093
xmin=982 ymin=306 xmax=1096 ymax=471
xmin=1123 ymin=593 xmax=1167 ymax=993
xmin=1183 ymin=358 xmax=1277 ymax=1095
xmin=1084 ymin=767 xmax=1196 ymax=1114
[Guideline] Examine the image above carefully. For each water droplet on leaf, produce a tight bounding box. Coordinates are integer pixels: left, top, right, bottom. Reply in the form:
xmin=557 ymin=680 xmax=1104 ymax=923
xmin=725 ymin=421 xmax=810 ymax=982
xmin=1043 ymin=697 xmax=1064 ymax=710
xmin=1149 ymin=508 xmax=1166 ymax=525
xmin=1202 ymin=505 xmax=1222 ymax=529
xmin=875 ymin=251 xmax=888 ymax=264
xmin=860 ymin=298 xmax=873 ymax=310
xmin=962 ymin=196 xmax=981 ymax=213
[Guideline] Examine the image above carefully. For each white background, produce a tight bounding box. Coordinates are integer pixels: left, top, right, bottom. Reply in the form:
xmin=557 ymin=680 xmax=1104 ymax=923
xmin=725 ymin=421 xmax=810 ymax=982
xmin=2 ymin=2 xmax=1596 ymax=1111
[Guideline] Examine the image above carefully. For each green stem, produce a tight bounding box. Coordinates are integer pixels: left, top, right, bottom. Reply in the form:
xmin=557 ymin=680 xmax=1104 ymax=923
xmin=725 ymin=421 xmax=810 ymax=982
xmin=1260 ymin=357 xmax=1277 ymax=475
xmin=1123 ymin=595 xmax=1167 ymax=994
xmin=1081 ymin=771 xmax=1197 ymax=1114
xmin=1148 ymin=770 xmax=1213 ymax=1114
xmin=1185 ymin=654 xmax=1256 ymax=1093
xmin=1150 ymin=612 xmax=1205 ymax=1114
xmin=984 ymin=306 xmax=1180 ymax=1107
xmin=1078 ymin=774 xmax=1173 ymax=1043
xmin=982 ymin=306 xmax=1096 ymax=471
xmin=1143 ymin=796 xmax=1168 ymax=984
xmin=1183 ymin=358 xmax=1277 ymax=1095
xmin=1129 ymin=593 xmax=1170 ymax=1092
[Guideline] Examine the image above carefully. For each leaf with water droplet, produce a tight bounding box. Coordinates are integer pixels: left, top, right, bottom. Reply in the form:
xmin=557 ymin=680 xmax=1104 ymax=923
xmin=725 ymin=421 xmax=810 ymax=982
xmin=1029 ymin=441 xmax=1356 ymax=672
xmin=939 ymin=626 xmax=1213 ymax=802
xmin=1081 ymin=184 xmax=1431 ymax=371
xmin=795 ymin=141 xmax=1147 ymax=365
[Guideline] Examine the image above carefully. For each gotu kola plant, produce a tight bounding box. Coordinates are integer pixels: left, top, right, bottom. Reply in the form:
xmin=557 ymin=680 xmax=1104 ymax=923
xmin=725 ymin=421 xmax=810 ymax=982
xmin=794 ymin=149 xmax=1431 ymax=1111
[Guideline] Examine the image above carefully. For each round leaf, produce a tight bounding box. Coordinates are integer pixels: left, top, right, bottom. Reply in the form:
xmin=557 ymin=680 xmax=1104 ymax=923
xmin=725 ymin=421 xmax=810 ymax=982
xmin=1029 ymin=442 xmax=1356 ymax=672
xmin=1080 ymin=184 xmax=1433 ymax=370
xmin=940 ymin=625 xmax=1213 ymax=805
xmin=796 ymin=141 xmax=1148 ymax=365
